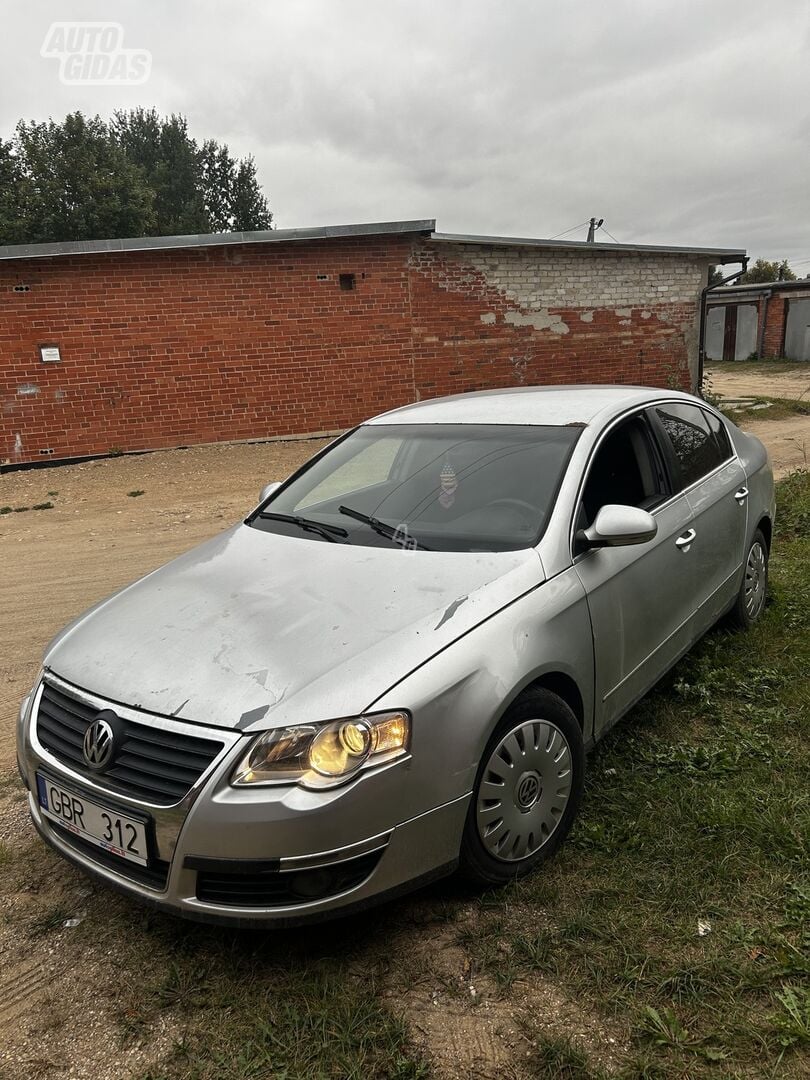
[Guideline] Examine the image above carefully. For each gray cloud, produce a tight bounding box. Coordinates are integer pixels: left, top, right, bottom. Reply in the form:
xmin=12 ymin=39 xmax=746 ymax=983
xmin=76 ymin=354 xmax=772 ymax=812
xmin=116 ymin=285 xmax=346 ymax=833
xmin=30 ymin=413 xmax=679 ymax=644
xmin=2 ymin=0 xmax=808 ymax=267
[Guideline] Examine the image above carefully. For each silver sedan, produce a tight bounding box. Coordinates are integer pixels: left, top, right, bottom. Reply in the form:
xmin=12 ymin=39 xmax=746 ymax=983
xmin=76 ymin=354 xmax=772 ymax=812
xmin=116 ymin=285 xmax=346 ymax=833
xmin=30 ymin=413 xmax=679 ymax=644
xmin=16 ymin=385 xmax=774 ymax=926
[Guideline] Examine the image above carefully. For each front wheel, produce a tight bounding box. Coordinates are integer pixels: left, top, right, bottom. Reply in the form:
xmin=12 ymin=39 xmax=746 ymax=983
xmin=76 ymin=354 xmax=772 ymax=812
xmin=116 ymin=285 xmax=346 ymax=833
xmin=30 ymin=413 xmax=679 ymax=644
xmin=728 ymin=529 xmax=769 ymax=629
xmin=460 ymin=689 xmax=585 ymax=885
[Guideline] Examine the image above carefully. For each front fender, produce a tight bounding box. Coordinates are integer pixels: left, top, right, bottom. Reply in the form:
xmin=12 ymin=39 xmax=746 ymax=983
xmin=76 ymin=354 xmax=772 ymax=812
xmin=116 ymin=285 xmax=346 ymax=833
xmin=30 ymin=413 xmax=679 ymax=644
xmin=368 ymin=567 xmax=593 ymax=808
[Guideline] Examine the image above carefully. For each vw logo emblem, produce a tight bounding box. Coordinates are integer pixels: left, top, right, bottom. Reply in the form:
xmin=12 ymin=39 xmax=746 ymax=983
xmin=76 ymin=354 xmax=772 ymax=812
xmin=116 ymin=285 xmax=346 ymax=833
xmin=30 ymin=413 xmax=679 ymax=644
xmin=515 ymin=771 xmax=541 ymax=811
xmin=82 ymin=715 xmax=116 ymax=771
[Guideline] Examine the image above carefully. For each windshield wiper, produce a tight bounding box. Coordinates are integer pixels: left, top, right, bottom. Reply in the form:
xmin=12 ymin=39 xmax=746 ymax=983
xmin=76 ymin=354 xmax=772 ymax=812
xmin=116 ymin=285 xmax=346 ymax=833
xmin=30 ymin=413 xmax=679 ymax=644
xmin=258 ymin=512 xmax=348 ymax=543
xmin=338 ymin=505 xmax=431 ymax=550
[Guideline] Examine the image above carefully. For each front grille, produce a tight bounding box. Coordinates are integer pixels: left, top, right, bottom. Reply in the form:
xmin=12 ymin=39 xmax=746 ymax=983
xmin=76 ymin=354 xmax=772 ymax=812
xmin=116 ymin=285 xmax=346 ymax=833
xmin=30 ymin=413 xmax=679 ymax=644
xmin=196 ymin=851 xmax=382 ymax=907
xmin=36 ymin=682 xmax=224 ymax=806
xmin=49 ymin=821 xmax=170 ymax=890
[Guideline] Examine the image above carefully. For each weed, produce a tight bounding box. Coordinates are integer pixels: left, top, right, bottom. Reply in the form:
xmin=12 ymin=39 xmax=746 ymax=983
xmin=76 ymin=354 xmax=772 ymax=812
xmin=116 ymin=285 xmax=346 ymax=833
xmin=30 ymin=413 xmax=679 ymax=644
xmin=27 ymin=905 xmax=73 ymax=938
xmin=529 ymin=1034 xmax=607 ymax=1079
xmin=2 ymin=502 xmax=53 ymax=513
xmin=770 ymin=985 xmax=810 ymax=1060
xmin=127 ymin=490 xmax=146 ymax=497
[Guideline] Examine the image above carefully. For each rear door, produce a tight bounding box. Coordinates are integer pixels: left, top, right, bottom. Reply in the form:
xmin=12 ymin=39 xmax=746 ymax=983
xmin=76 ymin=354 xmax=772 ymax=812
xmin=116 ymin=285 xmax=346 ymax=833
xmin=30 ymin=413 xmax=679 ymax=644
xmin=573 ymin=410 xmax=698 ymax=734
xmin=649 ymin=403 xmax=747 ymax=633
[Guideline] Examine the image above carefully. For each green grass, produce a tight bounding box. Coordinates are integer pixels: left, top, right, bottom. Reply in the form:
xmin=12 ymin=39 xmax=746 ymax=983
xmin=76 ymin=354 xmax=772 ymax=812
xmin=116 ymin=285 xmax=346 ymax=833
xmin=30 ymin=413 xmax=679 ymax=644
xmin=460 ymin=469 xmax=810 ymax=1077
xmin=723 ymin=397 xmax=810 ymax=424
xmin=706 ymin=359 xmax=802 ymax=375
xmin=130 ymin=940 xmax=428 ymax=1080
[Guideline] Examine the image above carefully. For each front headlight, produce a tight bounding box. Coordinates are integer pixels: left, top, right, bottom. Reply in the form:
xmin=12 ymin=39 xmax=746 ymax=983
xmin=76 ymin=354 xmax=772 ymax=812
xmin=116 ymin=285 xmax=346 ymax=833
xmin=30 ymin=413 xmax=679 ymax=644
xmin=231 ymin=710 xmax=410 ymax=789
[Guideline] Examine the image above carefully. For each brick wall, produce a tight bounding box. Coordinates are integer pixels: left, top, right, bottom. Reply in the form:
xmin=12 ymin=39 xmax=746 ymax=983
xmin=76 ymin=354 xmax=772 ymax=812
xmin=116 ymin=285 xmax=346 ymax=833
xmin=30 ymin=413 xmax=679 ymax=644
xmin=1 ymin=235 xmax=710 ymax=465
xmin=408 ymin=243 xmax=706 ymax=399
xmin=761 ymin=293 xmax=788 ymax=358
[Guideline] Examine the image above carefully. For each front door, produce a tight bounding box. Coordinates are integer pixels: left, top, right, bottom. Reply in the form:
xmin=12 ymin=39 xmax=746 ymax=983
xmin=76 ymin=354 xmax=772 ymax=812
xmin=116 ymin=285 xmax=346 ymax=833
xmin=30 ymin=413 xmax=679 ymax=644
xmin=573 ymin=411 xmax=698 ymax=734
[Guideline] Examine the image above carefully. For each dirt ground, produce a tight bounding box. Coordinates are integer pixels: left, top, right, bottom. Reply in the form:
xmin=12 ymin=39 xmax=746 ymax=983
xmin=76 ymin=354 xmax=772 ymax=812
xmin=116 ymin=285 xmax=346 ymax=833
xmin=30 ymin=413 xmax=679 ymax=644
xmin=0 ymin=367 xmax=807 ymax=1078
xmin=707 ymin=362 xmax=810 ymax=476
xmin=706 ymin=361 xmax=810 ymax=403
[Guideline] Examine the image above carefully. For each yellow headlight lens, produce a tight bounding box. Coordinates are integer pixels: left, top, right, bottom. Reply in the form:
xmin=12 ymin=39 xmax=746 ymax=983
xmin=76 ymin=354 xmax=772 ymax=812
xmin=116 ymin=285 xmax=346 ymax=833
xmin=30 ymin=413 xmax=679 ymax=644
xmin=232 ymin=711 xmax=410 ymax=787
xmin=309 ymin=720 xmax=371 ymax=777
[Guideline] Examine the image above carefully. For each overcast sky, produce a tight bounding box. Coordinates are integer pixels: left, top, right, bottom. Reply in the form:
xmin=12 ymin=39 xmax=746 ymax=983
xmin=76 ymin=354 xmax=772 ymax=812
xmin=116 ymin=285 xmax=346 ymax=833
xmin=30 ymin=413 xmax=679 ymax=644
xmin=2 ymin=1 xmax=808 ymax=268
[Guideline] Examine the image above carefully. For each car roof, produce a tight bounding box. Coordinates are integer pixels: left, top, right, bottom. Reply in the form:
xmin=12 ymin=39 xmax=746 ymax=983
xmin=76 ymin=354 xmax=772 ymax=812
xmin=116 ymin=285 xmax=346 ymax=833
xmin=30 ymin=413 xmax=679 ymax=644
xmin=364 ymin=384 xmax=700 ymax=427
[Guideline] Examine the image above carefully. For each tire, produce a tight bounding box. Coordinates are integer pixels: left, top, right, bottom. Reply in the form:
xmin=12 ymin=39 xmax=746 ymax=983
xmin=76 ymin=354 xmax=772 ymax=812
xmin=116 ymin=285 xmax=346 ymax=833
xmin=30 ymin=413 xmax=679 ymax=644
xmin=460 ymin=688 xmax=585 ymax=885
xmin=728 ymin=529 xmax=769 ymax=630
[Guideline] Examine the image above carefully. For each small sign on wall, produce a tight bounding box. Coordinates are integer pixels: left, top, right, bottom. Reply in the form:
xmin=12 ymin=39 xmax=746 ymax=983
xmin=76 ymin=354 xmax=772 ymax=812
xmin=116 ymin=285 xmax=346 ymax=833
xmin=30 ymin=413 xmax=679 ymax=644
xmin=39 ymin=343 xmax=61 ymax=363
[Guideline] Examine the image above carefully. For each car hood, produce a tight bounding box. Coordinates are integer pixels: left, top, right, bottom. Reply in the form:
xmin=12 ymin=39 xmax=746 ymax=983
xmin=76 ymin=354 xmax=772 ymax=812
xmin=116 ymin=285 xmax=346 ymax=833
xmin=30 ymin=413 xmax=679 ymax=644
xmin=45 ymin=524 xmax=544 ymax=731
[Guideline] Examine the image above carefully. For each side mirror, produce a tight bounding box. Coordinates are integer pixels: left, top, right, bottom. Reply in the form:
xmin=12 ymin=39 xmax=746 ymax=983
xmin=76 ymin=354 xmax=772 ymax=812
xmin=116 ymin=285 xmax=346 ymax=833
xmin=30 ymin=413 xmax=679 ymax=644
xmin=579 ymin=504 xmax=657 ymax=548
xmin=259 ymin=481 xmax=281 ymax=503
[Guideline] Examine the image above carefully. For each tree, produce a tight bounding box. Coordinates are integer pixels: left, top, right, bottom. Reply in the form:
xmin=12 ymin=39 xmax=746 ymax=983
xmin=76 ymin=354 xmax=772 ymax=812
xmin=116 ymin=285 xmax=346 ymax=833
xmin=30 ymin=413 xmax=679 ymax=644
xmin=0 ymin=109 xmax=273 ymax=244
xmin=739 ymin=258 xmax=797 ymax=285
xmin=230 ymin=157 xmax=273 ymax=232
xmin=4 ymin=113 xmax=155 ymax=244
xmin=707 ymin=266 xmax=724 ymax=287
xmin=112 ymin=109 xmax=208 ymax=235
xmin=0 ymin=138 xmax=25 ymax=244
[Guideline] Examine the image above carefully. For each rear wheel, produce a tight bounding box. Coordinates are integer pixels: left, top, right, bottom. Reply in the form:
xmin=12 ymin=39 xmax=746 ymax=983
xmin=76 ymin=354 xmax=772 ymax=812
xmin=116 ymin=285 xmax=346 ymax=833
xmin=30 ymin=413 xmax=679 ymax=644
xmin=460 ymin=689 xmax=584 ymax=885
xmin=729 ymin=529 xmax=769 ymax=629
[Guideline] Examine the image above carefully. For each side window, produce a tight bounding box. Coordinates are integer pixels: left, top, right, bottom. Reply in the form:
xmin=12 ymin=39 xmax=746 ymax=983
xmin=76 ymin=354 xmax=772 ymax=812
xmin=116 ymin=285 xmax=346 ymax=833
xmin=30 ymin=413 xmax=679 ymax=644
xmin=703 ymin=408 xmax=733 ymax=463
xmin=580 ymin=416 xmax=667 ymax=528
xmin=654 ymin=403 xmax=724 ymax=489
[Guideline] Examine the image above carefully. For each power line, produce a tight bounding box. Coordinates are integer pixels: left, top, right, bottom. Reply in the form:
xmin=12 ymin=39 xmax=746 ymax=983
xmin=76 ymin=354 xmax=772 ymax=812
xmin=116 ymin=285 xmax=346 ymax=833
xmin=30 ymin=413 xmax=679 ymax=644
xmin=548 ymin=220 xmax=590 ymax=241
xmin=600 ymin=226 xmax=621 ymax=244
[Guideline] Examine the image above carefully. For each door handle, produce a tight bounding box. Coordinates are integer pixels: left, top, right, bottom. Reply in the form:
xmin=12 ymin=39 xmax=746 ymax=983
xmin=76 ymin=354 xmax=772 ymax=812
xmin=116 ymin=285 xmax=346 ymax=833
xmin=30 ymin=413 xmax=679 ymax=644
xmin=734 ymin=487 xmax=749 ymax=504
xmin=675 ymin=529 xmax=696 ymax=550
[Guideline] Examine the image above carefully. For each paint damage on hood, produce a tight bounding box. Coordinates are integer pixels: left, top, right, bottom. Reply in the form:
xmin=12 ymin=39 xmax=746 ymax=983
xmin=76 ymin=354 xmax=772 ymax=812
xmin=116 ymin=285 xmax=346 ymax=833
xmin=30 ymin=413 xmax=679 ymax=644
xmin=45 ymin=524 xmax=545 ymax=731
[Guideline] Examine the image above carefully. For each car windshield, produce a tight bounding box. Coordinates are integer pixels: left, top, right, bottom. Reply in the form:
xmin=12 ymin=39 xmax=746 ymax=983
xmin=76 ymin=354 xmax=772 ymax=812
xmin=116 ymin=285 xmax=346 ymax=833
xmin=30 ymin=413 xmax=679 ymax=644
xmin=249 ymin=423 xmax=580 ymax=552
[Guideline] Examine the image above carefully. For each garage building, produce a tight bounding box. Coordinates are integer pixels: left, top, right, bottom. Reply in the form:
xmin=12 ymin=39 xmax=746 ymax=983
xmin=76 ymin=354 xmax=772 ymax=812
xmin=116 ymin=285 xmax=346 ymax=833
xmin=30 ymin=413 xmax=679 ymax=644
xmin=705 ymin=278 xmax=810 ymax=363
xmin=1 ymin=220 xmax=744 ymax=465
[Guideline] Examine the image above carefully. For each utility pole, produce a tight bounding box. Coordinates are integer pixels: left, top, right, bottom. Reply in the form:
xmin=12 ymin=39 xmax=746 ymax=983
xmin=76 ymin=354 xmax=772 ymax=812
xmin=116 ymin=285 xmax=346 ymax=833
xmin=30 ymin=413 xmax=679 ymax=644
xmin=586 ymin=217 xmax=604 ymax=243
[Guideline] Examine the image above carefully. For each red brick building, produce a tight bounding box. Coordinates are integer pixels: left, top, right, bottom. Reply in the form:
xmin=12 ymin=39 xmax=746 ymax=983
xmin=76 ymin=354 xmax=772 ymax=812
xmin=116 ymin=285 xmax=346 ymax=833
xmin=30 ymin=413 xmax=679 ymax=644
xmin=1 ymin=220 xmax=744 ymax=466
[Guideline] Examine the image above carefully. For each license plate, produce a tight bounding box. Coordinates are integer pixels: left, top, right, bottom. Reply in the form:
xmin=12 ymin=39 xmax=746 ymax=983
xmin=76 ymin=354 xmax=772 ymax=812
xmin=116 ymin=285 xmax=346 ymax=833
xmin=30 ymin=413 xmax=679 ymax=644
xmin=37 ymin=774 xmax=149 ymax=866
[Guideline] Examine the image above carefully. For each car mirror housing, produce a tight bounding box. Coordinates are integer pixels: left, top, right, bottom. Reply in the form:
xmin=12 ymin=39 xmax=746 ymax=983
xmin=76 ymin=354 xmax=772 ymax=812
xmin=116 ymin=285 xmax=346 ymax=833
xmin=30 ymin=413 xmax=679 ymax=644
xmin=259 ymin=481 xmax=281 ymax=503
xmin=580 ymin=504 xmax=657 ymax=548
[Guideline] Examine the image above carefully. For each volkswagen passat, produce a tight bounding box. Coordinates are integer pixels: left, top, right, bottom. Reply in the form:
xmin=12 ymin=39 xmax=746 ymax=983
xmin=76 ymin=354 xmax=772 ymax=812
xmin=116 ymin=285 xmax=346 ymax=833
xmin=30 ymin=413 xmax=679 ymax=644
xmin=17 ymin=386 xmax=774 ymax=926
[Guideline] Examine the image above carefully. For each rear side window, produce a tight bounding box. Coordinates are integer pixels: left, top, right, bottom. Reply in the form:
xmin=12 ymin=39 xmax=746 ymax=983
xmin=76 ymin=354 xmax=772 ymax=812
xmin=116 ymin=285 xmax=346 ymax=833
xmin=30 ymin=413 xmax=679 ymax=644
xmin=654 ymin=403 xmax=727 ymax=489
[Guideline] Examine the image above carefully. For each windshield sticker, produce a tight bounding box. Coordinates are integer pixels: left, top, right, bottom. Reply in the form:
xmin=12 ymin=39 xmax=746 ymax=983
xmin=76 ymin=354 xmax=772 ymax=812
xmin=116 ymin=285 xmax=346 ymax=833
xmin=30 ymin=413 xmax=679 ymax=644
xmin=392 ymin=522 xmax=418 ymax=553
xmin=438 ymin=461 xmax=458 ymax=509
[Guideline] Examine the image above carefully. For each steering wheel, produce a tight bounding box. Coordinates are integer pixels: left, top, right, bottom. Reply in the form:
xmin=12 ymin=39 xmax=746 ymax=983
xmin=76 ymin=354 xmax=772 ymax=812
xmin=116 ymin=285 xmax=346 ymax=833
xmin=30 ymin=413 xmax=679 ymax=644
xmin=487 ymin=498 xmax=541 ymax=530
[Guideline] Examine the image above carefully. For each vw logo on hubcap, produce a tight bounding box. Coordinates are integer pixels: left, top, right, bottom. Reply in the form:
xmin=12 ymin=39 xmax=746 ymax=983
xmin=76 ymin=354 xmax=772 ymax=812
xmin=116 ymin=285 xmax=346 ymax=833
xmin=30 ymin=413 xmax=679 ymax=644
xmin=82 ymin=714 xmax=117 ymax=771
xmin=515 ymin=770 xmax=541 ymax=811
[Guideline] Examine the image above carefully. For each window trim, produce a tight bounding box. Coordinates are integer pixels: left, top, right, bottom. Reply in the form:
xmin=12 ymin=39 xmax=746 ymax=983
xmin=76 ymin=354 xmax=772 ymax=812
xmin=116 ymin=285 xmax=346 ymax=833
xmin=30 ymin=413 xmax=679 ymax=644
xmin=568 ymin=400 xmax=741 ymax=561
xmin=569 ymin=405 xmax=672 ymax=560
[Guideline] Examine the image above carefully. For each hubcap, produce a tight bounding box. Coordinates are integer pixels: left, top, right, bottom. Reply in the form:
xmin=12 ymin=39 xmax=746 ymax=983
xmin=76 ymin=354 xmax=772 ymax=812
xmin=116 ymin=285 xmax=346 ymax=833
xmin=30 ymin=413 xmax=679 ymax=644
xmin=743 ymin=541 xmax=767 ymax=619
xmin=476 ymin=719 xmax=572 ymax=862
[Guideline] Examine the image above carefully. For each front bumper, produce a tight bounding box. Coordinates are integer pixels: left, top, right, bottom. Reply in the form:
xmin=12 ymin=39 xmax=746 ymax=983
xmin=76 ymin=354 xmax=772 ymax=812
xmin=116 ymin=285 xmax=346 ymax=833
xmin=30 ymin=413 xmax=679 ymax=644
xmin=19 ymin=674 xmax=469 ymax=926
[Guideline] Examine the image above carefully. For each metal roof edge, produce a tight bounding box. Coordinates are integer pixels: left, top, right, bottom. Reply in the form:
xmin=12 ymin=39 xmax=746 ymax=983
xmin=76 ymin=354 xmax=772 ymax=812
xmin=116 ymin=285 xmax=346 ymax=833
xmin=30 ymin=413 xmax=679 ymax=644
xmin=706 ymin=278 xmax=810 ymax=298
xmin=0 ymin=219 xmax=437 ymax=262
xmin=430 ymin=231 xmax=746 ymax=261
